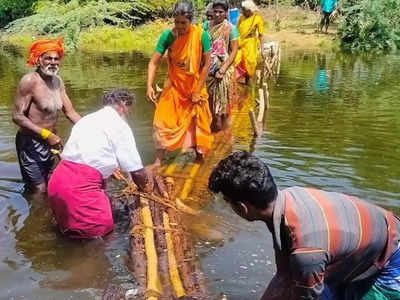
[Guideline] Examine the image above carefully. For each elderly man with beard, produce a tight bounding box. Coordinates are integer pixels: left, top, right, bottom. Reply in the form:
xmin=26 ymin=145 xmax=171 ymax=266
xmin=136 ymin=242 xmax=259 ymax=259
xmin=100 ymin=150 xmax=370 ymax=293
xmin=12 ymin=38 xmax=81 ymax=194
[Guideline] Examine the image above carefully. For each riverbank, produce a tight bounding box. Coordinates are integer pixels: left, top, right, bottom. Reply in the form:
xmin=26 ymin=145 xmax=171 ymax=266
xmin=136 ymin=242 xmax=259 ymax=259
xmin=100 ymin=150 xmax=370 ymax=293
xmin=261 ymin=6 xmax=338 ymax=51
xmin=0 ymin=5 xmax=337 ymax=56
xmin=0 ymin=20 xmax=171 ymax=56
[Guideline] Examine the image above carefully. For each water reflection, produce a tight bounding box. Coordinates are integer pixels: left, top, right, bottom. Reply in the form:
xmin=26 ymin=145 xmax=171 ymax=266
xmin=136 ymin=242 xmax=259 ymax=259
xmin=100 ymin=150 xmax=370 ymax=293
xmin=0 ymin=47 xmax=399 ymax=299
xmin=259 ymin=51 xmax=400 ymax=205
xmin=313 ymin=54 xmax=330 ymax=92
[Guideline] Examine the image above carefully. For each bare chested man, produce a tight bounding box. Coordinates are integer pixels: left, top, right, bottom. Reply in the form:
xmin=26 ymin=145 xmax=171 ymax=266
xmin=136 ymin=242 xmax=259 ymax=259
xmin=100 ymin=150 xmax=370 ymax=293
xmin=12 ymin=38 xmax=81 ymax=194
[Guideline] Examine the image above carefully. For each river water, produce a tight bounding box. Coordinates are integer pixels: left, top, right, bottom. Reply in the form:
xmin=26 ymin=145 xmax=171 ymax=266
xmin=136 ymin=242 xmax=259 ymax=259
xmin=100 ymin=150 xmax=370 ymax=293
xmin=0 ymin=47 xmax=399 ymax=299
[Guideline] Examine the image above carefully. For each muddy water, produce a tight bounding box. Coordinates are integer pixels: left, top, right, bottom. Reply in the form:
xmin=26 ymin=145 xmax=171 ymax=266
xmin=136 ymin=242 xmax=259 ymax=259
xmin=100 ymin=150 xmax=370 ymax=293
xmin=0 ymin=48 xmax=399 ymax=299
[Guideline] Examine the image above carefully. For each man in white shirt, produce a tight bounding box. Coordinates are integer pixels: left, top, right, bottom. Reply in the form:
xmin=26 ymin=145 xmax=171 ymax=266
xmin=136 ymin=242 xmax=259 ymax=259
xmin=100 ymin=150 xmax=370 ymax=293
xmin=48 ymin=89 xmax=163 ymax=239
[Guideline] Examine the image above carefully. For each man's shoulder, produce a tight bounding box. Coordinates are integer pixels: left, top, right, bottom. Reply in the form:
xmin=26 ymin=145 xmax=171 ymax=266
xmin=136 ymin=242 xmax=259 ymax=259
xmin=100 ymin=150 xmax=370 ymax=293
xmin=17 ymin=72 xmax=40 ymax=94
xmin=19 ymin=72 xmax=38 ymax=86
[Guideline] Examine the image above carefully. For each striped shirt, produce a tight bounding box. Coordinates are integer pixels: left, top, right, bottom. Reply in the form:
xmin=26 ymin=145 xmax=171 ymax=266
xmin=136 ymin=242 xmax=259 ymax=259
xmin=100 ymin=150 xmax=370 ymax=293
xmin=269 ymin=186 xmax=400 ymax=299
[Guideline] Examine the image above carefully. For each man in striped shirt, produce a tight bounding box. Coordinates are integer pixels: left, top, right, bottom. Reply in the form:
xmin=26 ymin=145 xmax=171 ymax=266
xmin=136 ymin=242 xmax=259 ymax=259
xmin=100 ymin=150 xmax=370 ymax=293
xmin=208 ymin=151 xmax=400 ymax=300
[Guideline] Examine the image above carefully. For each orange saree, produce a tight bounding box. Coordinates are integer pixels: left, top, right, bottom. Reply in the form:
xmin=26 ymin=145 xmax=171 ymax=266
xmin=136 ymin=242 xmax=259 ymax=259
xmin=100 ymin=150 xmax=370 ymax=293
xmin=153 ymin=25 xmax=213 ymax=155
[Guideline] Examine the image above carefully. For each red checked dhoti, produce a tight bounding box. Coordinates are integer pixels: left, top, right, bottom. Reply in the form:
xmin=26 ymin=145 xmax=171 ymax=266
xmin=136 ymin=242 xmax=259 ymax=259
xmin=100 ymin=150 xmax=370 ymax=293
xmin=48 ymin=160 xmax=114 ymax=238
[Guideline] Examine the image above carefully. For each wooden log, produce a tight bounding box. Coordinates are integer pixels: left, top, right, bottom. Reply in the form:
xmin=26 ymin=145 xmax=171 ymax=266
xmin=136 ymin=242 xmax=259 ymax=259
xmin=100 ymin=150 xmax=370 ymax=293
xmin=249 ymin=109 xmax=259 ymax=136
xmin=152 ymin=200 xmax=174 ymax=300
xmin=120 ymin=178 xmax=208 ymax=300
xmin=257 ymin=88 xmax=265 ymax=123
xmin=277 ymin=47 xmax=281 ymax=75
xmin=167 ymin=208 xmax=197 ymax=295
xmin=256 ymin=69 xmax=261 ymax=85
xmin=102 ymin=284 xmax=126 ymax=300
xmin=128 ymin=196 xmax=147 ymax=297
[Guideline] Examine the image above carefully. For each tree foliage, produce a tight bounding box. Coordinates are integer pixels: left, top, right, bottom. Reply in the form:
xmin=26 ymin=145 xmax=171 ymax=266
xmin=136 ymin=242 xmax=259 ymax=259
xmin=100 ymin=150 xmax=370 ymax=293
xmin=0 ymin=0 xmax=37 ymax=27
xmin=5 ymin=0 xmax=152 ymax=49
xmin=338 ymin=0 xmax=400 ymax=52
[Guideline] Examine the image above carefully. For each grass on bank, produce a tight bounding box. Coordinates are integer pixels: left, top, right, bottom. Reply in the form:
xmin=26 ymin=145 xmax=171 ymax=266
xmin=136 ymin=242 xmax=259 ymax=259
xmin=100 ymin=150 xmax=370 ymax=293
xmin=79 ymin=20 xmax=171 ymax=55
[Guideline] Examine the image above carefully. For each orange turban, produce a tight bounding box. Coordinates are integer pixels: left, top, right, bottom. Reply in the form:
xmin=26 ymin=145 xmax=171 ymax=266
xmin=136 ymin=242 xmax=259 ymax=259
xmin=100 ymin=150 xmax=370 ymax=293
xmin=27 ymin=38 xmax=65 ymax=66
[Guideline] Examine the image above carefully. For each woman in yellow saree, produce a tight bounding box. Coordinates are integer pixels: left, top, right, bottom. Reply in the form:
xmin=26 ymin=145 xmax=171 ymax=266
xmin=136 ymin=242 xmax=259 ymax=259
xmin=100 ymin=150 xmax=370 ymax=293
xmin=147 ymin=0 xmax=213 ymax=166
xmin=235 ymin=0 xmax=265 ymax=82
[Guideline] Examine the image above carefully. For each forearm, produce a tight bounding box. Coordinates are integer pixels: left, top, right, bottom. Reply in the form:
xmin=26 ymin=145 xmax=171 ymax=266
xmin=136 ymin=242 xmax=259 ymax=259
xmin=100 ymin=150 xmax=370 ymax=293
xmin=147 ymin=57 xmax=160 ymax=89
xmin=221 ymin=50 xmax=237 ymax=71
xmin=66 ymin=110 xmax=81 ymax=124
xmin=130 ymin=168 xmax=148 ymax=191
xmin=194 ymin=58 xmax=210 ymax=94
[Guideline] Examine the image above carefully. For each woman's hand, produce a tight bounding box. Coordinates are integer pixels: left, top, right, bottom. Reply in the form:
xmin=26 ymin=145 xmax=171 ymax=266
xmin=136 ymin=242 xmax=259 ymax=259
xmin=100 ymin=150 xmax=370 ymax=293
xmin=146 ymin=86 xmax=157 ymax=104
xmin=191 ymin=92 xmax=202 ymax=103
xmin=215 ymin=68 xmax=226 ymax=79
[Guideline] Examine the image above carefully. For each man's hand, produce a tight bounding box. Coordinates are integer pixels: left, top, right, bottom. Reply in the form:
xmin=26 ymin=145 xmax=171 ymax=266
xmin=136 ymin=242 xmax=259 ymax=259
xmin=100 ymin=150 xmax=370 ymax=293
xmin=48 ymin=133 xmax=62 ymax=149
xmin=113 ymin=169 xmax=126 ymax=181
xmin=144 ymin=166 xmax=169 ymax=198
xmin=131 ymin=166 xmax=169 ymax=199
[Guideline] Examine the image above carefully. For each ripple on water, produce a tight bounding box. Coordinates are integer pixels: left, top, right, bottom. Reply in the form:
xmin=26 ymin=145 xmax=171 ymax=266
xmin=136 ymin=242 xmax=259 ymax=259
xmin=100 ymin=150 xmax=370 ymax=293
xmin=1 ymin=49 xmax=400 ymax=299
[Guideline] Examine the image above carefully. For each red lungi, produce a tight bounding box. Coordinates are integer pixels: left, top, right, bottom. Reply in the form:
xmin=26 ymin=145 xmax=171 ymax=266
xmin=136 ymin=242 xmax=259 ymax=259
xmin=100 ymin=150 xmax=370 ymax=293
xmin=48 ymin=160 xmax=114 ymax=238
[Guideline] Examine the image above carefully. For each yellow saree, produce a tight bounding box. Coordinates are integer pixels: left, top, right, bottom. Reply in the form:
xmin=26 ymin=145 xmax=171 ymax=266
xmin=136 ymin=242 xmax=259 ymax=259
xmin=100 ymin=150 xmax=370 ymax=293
xmin=235 ymin=14 xmax=265 ymax=77
xmin=153 ymin=25 xmax=213 ymax=155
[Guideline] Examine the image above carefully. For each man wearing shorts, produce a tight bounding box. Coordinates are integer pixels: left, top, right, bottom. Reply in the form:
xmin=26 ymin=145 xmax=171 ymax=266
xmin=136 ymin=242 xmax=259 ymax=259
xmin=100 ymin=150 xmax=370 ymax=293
xmin=12 ymin=38 xmax=81 ymax=194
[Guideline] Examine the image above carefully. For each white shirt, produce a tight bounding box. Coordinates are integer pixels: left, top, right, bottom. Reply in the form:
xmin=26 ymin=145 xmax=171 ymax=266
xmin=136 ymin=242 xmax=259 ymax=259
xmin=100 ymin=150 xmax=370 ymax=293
xmin=62 ymin=106 xmax=143 ymax=178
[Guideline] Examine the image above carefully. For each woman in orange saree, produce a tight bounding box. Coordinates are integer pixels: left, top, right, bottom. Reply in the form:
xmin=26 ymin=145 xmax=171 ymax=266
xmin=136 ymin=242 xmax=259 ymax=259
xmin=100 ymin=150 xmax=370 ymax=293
xmin=147 ymin=0 xmax=213 ymax=166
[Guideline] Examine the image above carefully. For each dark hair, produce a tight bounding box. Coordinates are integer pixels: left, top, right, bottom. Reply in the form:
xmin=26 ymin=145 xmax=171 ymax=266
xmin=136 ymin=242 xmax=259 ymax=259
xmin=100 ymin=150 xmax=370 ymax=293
xmin=212 ymin=0 xmax=229 ymax=11
xmin=208 ymin=151 xmax=278 ymax=209
xmin=174 ymin=0 xmax=194 ymax=21
xmin=102 ymin=89 xmax=135 ymax=106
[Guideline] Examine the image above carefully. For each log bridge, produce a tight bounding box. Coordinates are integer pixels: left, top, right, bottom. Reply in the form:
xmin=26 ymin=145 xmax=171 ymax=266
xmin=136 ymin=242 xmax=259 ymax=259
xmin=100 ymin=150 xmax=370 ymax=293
xmin=103 ymin=49 xmax=279 ymax=298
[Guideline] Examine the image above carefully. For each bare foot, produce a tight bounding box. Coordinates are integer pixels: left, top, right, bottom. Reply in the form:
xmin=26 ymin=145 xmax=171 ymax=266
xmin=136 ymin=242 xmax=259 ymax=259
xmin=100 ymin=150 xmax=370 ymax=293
xmin=195 ymin=151 xmax=205 ymax=163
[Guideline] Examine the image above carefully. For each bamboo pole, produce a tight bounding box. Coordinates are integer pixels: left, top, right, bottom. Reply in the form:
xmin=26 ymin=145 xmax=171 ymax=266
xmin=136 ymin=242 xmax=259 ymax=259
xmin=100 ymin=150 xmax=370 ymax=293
xmin=179 ymin=163 xmax=201 ymax=201
xmin=277 ymin=47 xmax=281 ymax=75
xmin=141 ymin=199 xmax=161 ymax=299
xmin=249 ymin=109 xmax=259 ymax=136
xmin=257 ymin=88 xmax=265 ymax=123
xmin=163 ymin=212 xmax=186 ymax=298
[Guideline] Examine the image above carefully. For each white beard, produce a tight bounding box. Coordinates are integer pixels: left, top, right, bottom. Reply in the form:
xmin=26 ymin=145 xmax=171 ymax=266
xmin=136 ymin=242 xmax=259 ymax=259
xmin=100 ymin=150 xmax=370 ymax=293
xmin=40 ymin=64 xmax=59 ymax=76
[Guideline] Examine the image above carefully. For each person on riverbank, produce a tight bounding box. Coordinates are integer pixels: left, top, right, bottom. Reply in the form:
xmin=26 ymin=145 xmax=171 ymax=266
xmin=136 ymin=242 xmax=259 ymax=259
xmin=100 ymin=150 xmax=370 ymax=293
xmin=320 ymin=0 xmax=338 ymax=33
xmin=204 ymin=0 xmax=239 ymax=132
xmin=146 ymin=0 xmax=213 ymax=166
xmin=48 ymin=89 xmax=167 ymax=239
xmin=209 ymin=151 xmax=400 ymax=300
xmin=12 ymin=38 xmax=81 ymax=194
xmin=235 ymin=0 xmax=265 ymax=83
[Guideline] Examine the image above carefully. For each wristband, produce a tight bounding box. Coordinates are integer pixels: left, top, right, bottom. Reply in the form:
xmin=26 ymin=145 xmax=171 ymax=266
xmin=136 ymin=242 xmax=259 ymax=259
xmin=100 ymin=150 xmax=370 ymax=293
xmin=41 ymin=128 xmax=53 ymax=139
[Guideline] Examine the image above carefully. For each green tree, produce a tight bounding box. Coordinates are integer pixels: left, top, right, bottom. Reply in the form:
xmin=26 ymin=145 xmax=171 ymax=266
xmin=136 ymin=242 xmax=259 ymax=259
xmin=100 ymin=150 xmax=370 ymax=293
xmin=0 ymin=0 xmax=38 ymax=27
xmin=339 ymin=0 xmax=400 ymax=52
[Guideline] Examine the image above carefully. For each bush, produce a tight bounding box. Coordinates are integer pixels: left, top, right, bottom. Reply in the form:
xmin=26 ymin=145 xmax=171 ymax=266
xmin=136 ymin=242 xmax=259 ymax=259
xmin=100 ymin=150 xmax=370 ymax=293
xmin=338 ymin=0 xmax=400 ymax=52
xmin=5 ymin=0 xmax=152 ymax=49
